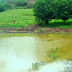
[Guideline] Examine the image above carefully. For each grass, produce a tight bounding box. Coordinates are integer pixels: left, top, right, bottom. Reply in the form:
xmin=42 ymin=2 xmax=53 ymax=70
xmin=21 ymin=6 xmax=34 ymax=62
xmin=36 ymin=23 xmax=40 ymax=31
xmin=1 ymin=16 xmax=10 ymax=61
xmin=0 ymin=9 xmax=72 ymax=29
xmin=32 ymin=63 xmax=39 ymax=70
xmin=48 ymin=48 xmax=58 ymax=60
xmin=0 ymin=9 xmax=36 ymax=28
xmin=40 ymin=19 xmax=72 ymax=29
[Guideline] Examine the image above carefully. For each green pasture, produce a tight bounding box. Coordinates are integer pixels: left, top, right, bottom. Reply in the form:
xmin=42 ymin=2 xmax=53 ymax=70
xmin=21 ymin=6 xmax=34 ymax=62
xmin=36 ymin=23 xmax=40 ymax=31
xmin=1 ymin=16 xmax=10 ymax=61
xmin=0 ymin=9 xmax=36 ymax=28
xmin=0 ymin=9 xmax=72 ymax=29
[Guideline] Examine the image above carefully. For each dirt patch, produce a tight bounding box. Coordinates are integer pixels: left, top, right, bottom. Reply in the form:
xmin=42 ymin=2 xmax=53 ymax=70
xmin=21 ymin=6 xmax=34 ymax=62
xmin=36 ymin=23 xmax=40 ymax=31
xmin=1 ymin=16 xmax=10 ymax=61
xmin=0 ymin=25 xmax=72 ymax=34
xmin=36 ymin=27 xmax=72 ymax=32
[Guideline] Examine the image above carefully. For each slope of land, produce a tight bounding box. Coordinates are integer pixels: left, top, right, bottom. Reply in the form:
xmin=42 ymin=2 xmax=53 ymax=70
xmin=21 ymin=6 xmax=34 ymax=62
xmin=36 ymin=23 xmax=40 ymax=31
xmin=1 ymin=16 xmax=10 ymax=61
xmin=0 ymin=9 xmax=36 ymax=28
xmin=0 ymin=9 xmax=72 ymax=33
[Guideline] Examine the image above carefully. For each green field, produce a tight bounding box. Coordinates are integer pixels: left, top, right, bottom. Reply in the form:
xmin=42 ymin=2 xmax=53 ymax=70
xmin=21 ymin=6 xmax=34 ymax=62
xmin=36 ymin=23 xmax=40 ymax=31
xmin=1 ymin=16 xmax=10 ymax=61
xmin=0 ymin=9 xmax=72 ymax=29
xmin=45 ymin=19 xmax=72 ymax=29
xmin=0 ymin=9 xmax=36 ymax=28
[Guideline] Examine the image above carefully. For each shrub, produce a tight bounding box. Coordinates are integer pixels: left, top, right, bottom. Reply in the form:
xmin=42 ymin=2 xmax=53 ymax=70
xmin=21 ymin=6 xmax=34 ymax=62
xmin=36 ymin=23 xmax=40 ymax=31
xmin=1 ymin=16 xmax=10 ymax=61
xmin=3 ymin=3 xmax=11 ymax=10
xmin=0 ymin=3 xmax=5 ymax=12
xmin=49 ymin=53 xmax=57 ymax=59
xmin=48 ymin=48 xmax=58 ymax=59
xmin=15 ymin=1 xmax=27 ymax=6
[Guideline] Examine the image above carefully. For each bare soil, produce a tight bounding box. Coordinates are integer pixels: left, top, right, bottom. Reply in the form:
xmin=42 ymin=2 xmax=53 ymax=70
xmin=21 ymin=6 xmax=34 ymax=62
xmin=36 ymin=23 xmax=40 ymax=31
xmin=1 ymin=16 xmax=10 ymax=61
xmin=0 ymin=25 xmax=72 ymax=34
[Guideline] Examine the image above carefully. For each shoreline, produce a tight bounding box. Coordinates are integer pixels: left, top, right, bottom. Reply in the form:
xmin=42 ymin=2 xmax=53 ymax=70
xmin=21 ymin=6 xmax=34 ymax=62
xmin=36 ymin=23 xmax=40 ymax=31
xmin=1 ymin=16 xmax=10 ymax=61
xmin=0 ymin=26 xmax=72 ymax=36
xmin=0 ymin=32 xmax=72 ymax=37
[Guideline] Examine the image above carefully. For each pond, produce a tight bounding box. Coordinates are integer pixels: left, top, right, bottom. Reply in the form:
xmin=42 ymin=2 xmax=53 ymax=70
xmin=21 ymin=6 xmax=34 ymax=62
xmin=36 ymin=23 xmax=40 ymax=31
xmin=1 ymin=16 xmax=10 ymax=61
xmin=0 ymin=33 xmax=72 ymax=72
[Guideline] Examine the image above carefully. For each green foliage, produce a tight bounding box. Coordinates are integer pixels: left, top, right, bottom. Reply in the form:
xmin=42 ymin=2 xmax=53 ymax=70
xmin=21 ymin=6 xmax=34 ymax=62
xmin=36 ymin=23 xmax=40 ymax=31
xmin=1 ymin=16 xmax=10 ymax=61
xmin=33 ymin=0 xmax=54 ymax=25
xmin=50 ymin=53 xmax=57 ymax=59
xmin=33 ymin=0 xmax=72 ymax=25
xmin=0 ymin=9 xmax=36 ymax=28
xmin=0 ymin=0 xmax=32 ymax=10
xmin=15 ymin=1 xmax=27 ymax=6
xmin=32 ymin=63 xmax=39 ymax=70
xmin=39 ymin=29 xmax=43 ymax=32
xmin=0 ymin=9 xmax=72 ymax=29
xmin=68 ymin=0 xmax=72 ymax=15
xmin=3 ymin=3 xmax=11 ymax=10
xmin=0 ymin=30 xmax=5 ymax=33
xmin=0 ymin=3 xmax=5 ymax=12
xmin=39 ymin=19 xmax=72 ymax=29
xmin=50 ymin=48 xmax=58 ymax=53
xmin=54 ymin=0 xmax=72 ymax=24
xmin=49 ymin=48 xmax=58 ymax=59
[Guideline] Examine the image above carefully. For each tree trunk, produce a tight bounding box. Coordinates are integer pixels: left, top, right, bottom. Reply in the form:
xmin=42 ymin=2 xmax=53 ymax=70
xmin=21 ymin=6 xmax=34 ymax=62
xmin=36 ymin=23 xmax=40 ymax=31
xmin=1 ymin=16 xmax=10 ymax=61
xmin=38 ymin=22 xmax=42 ymax=26
xmin=22 ymin=25 xmax=23 ymax=30
xmin=64 ymin=20 xmax=65 ymax=24
xmin=46 ymin=20 xmax=48 ymax=25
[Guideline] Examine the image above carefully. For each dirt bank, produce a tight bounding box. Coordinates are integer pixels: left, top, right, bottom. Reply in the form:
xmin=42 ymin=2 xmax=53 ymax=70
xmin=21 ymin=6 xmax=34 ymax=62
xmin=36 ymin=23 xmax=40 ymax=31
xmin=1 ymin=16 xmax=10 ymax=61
xmin=0 ymin=25 xmax=72 ymax=34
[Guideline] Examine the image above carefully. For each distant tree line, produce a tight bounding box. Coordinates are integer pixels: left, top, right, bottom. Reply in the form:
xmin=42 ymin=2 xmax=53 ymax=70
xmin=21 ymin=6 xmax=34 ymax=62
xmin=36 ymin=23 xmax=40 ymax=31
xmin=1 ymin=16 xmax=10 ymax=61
xmin=0 ymin=0 xmax=35 ymax=12
xmin=33 ymin=0 xmax=72 ymax=25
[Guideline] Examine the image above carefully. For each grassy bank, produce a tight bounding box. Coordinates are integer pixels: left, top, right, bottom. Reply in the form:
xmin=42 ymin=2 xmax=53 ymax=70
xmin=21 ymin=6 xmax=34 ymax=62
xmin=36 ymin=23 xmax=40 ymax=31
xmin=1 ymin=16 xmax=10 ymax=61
xmin=0 ymin=9 xmax=36 ymax=28
xmin=40 ymin=19 xmax=72 ymax=29
xmin=0 ymin=9 xmax=72 ymax=29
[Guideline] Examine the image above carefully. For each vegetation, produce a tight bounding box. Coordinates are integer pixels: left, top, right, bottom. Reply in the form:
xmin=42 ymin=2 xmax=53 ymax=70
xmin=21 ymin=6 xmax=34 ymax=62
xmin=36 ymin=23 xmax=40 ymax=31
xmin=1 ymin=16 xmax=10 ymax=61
xmin=33 ymin=0 xmax=54 ymax=25
xmin=33 ymin=0 xmax=72 ymax=25
xmin=0 ymin=9 xmax=72 ymax=29
xmin=54 ymin=0 xmax=72 ymax=24
xmin=15 ymin=1 xmax=27 ymax=6
xmin=40 ymin=19 xmax=72 ymax=29
xmin=0 ymin=0 xmax=35 ymax=11
xmin=32 ymin=63 xmax=39 ymax=70
xmin=0 ymin=3 xmax=5 ymax=12
xmin=48 ymin=48 xmax=58 ymax=60
xmin=0 ymin=0 xmax=72 ymax=28
xmin=0 ymin=9 xmax=36 ymax=28
xmin=0 ymin=0 xmax=72 ymax=29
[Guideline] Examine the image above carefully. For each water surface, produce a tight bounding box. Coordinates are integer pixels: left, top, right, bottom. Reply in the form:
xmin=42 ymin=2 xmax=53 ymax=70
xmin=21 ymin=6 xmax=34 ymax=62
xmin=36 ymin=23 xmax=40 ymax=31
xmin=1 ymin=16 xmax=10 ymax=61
xmin=0 ymin=33 xmax=72 ymax=72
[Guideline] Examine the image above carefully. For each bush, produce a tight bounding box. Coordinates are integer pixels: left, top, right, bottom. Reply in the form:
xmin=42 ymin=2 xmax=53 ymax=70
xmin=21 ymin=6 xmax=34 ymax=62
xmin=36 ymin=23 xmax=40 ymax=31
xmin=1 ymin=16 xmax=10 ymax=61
xmin=49 ymin=48 xmax=58 ymax=59
xmin=3 ymin=3 xmax=11 ymax=10
xmin=0 ymin=3 xmax=5 ymax=12
xmin=15 ymin=1 xmax=27 ymax=6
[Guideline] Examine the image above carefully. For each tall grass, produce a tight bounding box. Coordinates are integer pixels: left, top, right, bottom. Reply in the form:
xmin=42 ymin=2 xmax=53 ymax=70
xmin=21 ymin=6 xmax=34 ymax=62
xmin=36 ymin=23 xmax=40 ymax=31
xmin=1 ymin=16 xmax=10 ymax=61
xmin=48 ymin=48 xmax=58 ymax=61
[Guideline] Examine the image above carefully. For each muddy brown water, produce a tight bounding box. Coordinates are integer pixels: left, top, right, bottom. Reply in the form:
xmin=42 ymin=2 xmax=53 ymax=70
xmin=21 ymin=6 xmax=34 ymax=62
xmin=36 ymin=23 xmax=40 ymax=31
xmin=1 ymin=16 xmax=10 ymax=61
xmin=0 ymin=33 xmax=72 ymax=72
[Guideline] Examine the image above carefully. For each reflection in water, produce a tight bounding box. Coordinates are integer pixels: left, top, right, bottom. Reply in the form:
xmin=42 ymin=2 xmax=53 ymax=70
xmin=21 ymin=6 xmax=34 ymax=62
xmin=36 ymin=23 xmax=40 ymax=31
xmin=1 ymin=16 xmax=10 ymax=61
xmin=0 ymin=34 xmax=72 ymax=72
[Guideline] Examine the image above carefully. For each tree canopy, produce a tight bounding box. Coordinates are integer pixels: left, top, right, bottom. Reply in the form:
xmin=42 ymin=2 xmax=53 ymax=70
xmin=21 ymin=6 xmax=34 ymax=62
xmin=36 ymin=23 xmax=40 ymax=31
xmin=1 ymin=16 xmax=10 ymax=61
xmin=33 ymin=0 xmax=54 ymax=25
xmin=0 ymin=3 xmax=5 ymax=12
xmin=33 ymin=0 xmax=72 ymax=25
xmin=54 ymin=0 xmax=72 ymax=24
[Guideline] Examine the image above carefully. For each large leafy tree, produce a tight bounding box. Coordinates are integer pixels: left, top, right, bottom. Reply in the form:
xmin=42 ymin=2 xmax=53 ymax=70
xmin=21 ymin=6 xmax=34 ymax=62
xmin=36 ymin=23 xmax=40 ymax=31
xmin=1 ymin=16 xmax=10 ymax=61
xmin=33 ymin=0 xmax=54 ymax=25
xmin=68 ymin=0 xmax=72 ymax=15
xmin=54 ymin=0 xmax=72 ymax=24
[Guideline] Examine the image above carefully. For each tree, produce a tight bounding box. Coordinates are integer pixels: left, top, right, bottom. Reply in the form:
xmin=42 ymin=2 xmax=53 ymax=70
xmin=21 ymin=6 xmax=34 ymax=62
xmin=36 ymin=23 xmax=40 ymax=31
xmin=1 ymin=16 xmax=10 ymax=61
xmin=0 ymin=3 xmax=5 ymax=12
xmin=15 ymin=1 xmax=27 ymax=6
xmin=68 ymin=0 xmax=72 ymax=15
xmin=54 ymin=0 xmax=72 ymax=24
xmin=33 ymin=0 xmax=54 ymax=25
xmin=28 ymin=0 xmax=35 ymax=8
xmin=6 ymin=0 xmax=14 ymax=4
